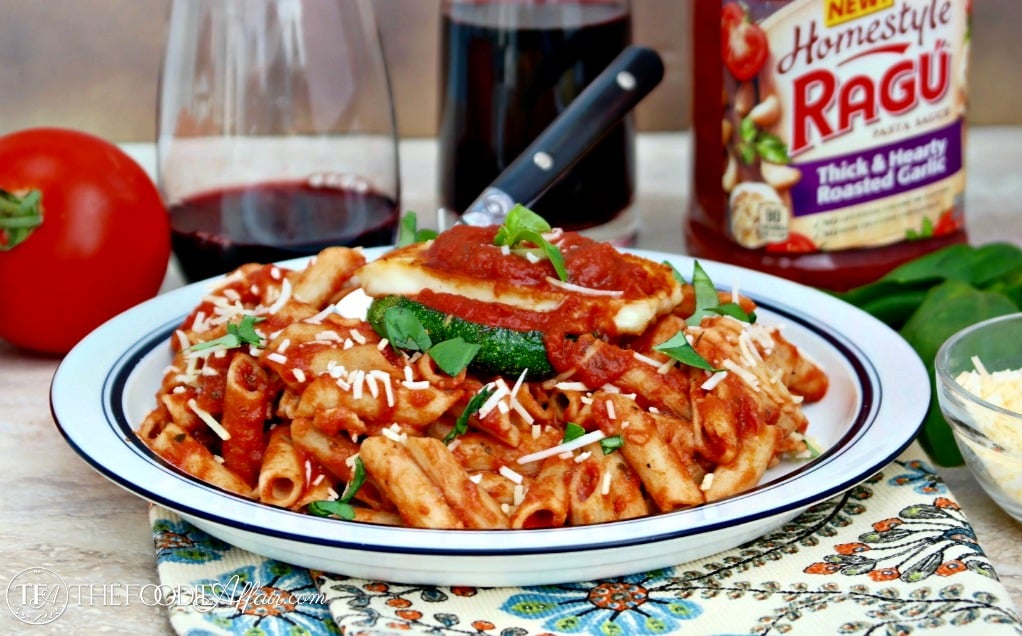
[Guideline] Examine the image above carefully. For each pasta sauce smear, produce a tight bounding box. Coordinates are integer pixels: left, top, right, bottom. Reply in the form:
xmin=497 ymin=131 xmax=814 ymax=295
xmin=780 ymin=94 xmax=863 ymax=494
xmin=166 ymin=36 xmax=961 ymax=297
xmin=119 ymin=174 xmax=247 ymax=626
xmin=137 ymin=224 xmax=830 ymax=530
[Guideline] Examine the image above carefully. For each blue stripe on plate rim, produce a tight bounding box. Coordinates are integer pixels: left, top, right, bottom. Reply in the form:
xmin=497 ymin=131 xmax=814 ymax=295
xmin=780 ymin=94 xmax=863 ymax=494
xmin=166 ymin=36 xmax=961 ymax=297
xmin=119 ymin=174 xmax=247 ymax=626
xmin=50 ymin=249 xmax=925 ymax=559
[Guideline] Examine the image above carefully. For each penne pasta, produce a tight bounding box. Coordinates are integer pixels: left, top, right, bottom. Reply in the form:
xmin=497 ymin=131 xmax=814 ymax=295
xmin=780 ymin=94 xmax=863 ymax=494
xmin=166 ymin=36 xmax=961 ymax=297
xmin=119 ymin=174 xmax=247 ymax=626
xmin=135 ymin=234 xmax=830 ymax=531
xmin=403 ymin=437 xmax=509 ymax=529
xmin=359 ymin=435 xmax=465 ymax=529
xmin=257 ymin=425 xmax=306 ymax=508
xmin=221 ymin=353 xmax=270 ymax=485
xmin=510 ymin=455 xmax=573 ymax=529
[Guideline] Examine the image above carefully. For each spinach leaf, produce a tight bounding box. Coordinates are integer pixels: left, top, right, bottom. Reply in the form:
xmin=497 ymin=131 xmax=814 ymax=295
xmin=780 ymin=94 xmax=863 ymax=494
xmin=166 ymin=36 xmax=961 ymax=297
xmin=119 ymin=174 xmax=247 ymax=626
xmin=899 ymin=280 xmax=1018 ymax=466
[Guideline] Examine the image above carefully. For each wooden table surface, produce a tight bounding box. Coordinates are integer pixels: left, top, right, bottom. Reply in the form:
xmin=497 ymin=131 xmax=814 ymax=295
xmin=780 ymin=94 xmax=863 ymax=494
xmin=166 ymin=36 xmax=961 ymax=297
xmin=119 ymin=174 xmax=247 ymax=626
xmin=2 ymin=131 xmax=1020 ymax=634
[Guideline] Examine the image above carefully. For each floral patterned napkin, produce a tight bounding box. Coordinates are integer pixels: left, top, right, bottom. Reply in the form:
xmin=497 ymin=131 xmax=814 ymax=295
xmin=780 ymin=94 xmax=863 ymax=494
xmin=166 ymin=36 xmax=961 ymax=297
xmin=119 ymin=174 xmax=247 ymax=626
xmin=150 ymin=442 xmax=1022 ymax=635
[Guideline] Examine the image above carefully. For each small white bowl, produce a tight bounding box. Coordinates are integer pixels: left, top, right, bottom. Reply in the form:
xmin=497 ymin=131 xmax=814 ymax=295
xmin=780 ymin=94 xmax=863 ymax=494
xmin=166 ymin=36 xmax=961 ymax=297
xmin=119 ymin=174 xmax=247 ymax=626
xmin=936 ymin=312 xmax=1022 ymax=522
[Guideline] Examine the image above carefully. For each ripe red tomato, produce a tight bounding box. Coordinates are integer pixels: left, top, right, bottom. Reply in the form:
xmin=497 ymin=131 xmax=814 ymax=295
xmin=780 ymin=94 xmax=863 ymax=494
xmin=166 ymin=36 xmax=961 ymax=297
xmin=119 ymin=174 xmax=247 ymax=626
xmin=722 ymin=4 xmax=769 ymax=81
xmin=0 ymin=128 xmax=170 ymax=354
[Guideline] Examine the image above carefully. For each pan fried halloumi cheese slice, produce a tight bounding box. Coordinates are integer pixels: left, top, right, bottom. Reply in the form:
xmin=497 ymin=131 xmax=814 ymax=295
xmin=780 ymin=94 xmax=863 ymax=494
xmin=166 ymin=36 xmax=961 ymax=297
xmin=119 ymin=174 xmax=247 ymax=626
xmin=357 ymin=226 xmax=683 ymax=336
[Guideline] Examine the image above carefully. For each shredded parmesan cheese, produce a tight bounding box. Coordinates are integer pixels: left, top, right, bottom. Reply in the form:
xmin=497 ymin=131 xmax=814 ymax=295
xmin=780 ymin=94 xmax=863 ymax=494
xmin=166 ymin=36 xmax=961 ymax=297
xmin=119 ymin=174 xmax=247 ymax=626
xmin=722 ymin=359 xmax=761 ymax=391
xmin=187 ymin=399 xmax=231 ymax=440
xmin=544 ymin=276 xmax=624 ymax=297
xmin=632 ymin=351 xmax=662 ymax=368
xmin=516 ymin=430 xmax=607 ymax=465
xmin=303 ymin=304 xmax=337 ymax=324
xmin=701 ymin=371 xmax=729 ymax=391
xmin=554 ymin=381 xmax=590 ymax=392
xmin=499 ymin=465 xmax=524 ymax=484
xmin=174 ymin=330 xmax=191 ymax=350
xmin=382 ymin=424 xmax=407 ymax=443
xmin=267 ymin=278 xmax=292 ymax=314
xmin=478 ymin=383 xmax=510 ymax=418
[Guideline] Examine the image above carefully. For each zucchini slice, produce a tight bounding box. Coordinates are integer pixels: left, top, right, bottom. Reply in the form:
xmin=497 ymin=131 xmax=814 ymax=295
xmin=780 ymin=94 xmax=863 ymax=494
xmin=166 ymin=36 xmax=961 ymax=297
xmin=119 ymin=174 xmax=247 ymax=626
xmin=367 ymin=295 xmax=554 ymax=380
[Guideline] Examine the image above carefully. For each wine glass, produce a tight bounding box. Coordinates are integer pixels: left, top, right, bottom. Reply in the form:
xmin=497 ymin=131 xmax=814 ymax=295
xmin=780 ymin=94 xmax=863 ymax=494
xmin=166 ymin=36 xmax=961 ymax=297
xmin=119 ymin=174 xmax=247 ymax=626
xmin=157 ymin=0 xmax=400 ymax=282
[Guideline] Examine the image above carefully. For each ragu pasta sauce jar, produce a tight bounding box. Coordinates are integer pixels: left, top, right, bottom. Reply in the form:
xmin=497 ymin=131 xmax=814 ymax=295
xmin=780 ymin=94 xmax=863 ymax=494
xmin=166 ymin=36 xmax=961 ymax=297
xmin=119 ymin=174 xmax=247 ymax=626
xmin=686 ymin=0 xmax=971 ymax=291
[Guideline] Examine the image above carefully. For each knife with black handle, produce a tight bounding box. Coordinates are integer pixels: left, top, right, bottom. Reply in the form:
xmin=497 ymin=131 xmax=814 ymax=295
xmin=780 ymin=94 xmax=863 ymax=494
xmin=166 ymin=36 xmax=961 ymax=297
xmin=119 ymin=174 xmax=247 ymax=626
xmin=459 ymin=45 xmax=666 ymax=227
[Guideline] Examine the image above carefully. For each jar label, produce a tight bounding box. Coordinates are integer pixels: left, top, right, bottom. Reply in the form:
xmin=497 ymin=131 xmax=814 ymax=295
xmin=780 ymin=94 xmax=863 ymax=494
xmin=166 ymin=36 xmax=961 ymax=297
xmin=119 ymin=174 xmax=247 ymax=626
xmin=721 ymin=0 xmax=969 ymax=252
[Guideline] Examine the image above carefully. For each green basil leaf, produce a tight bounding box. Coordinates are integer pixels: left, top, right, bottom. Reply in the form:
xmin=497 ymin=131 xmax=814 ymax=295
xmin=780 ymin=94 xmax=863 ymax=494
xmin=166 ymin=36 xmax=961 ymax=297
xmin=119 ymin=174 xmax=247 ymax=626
xmin=397 ymin=211 xmax=438 ymax=247
xmin=563 ymin=422 xmax=586 ymax=443
xmin=231 ymin=315 xmax=265 ymax=345
xmin=186 ymin=315 xmax=265 ymax=352
xmin=444 ymin=387 xmax=496 ymax=444
xmin=653 ymin=331 xmax=723 ymax=372
xmin=709 ymin=302 xmax=756 ymax=323
xmin=492 ymin=204 xmax=568 ymax=281
xmin=339 ymin=457 xmax=366 ymax=503
xmin=383 ymin=306 xmax=432 ymax=352
xmin=663 ymin=260 xmax=686 ymax=284
xmin=494 ymin=204 xmax=552 ymax=246
xmin=427 ymin=337 xmax=481 ymax=376
xmin=516 ymin=229 xmax=568 ymax=281
xmin=397 ymin=212 xmax=419 ymax=247
xmin=308 ymin=500 xmax=356 ymax=521
xmin=688 ymin=261 xmax=720 ymax=325
xmin=600 ymin=435 xmax=624 ymax=455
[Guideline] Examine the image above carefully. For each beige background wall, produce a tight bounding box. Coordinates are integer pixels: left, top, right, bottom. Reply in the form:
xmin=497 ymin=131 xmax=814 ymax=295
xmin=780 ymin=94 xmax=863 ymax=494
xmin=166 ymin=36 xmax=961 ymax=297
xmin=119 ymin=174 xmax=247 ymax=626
xmin=0 ymin=0 xmax=1017 ymax=142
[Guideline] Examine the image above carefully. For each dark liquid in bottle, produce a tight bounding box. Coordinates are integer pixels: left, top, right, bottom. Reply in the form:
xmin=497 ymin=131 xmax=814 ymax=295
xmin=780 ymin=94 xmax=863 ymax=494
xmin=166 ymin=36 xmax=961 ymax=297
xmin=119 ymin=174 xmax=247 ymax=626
xmin=438 ymin=2 xmax=634 ymax=230
xmin=169 ymin=181 xmax=398 ymax=282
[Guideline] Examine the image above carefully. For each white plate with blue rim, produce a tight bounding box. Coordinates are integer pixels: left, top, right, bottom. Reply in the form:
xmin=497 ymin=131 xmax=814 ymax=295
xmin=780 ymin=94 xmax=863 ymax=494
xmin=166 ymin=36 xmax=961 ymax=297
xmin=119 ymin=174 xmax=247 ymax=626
xmin=51 ymin=247 xmax=928 ymax=587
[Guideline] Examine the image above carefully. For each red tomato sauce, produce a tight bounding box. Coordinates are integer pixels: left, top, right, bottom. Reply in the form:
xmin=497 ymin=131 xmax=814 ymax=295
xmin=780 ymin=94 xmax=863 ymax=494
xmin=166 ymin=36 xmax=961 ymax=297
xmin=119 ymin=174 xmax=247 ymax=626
xmin=421 ymin=224 xmax=665 ymax=298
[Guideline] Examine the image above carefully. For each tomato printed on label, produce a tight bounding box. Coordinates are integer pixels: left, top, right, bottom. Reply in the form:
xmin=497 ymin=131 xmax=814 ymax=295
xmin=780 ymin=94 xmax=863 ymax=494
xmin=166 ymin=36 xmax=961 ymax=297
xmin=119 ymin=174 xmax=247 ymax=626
xmin=933 ymin=209 xmax=960 ymax=236
xmin=765 ymin=232 xmax=816 ymax=254
xmin=721 ymin=2 xmax=746 ymax=57
xmin=721 ymin=2 xmax=768 ymax=81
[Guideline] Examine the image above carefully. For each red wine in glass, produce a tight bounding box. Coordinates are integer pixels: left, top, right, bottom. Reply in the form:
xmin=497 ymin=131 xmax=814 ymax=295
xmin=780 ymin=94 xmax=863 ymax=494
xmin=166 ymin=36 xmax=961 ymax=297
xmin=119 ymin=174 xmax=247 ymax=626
xmin=169 ymin=181 xmax=398 ymax=282
xmin=438 ymin=1 xmax=635 ymax=231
